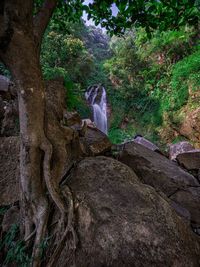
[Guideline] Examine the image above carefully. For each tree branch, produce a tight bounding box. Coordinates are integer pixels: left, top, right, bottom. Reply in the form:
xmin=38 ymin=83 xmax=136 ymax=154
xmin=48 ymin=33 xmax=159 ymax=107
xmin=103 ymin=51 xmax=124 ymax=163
xmin=33 ymin=0 xmax=58 ymax=48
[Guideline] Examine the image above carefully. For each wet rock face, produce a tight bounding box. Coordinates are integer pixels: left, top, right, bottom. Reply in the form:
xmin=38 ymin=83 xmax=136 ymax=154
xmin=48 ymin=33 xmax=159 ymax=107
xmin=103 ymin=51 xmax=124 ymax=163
xmin=67 ymin=157 xmax=200 ymax=267
xmin=118 ymin=141 xmax=200 ymax=226
xmin=169 ymin=141 xmax=195 ymax=160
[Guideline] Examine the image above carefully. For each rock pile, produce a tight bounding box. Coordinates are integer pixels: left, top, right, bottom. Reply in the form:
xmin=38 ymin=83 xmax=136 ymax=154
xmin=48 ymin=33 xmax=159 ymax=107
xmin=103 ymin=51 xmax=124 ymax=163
xmin=119 ymin=141 xmax=200 ymax=231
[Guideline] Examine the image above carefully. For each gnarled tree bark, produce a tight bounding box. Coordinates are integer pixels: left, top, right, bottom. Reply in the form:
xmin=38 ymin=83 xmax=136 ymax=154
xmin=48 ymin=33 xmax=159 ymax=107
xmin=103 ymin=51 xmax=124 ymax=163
xmin=0 ymin=1 xmax=77 ymax=266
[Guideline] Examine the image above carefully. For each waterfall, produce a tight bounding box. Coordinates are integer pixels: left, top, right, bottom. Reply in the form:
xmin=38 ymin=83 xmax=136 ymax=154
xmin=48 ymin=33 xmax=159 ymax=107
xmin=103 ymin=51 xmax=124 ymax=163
xmin=85 ymin=85 xmax=108 ymax=134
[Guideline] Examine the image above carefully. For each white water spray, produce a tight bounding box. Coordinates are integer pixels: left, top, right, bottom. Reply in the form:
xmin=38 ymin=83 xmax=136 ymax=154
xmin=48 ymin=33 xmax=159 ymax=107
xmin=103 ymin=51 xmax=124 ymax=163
xmin=85 ymin=85 xmax=108 ymax=134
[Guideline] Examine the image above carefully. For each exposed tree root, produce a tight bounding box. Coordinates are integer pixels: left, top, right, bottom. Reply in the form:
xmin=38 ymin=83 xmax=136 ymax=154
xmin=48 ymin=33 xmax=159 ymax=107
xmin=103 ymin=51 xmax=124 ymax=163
xmin=47 ymin=185 xmax=76 ymax=267
xmin=20 ymin=190 xmax=34 ymax=243
xmin=18 ymin=140 xmax=50 ymax=267
xmin=32 ymin=197 xmax=49 ymax=267
xmin=28 ymin=137 xmax=77 ymax=267
xmin=15 ymin=80 xmax=81 ymax=267
xmin=40 ymin=139 xmax=68 ymax=214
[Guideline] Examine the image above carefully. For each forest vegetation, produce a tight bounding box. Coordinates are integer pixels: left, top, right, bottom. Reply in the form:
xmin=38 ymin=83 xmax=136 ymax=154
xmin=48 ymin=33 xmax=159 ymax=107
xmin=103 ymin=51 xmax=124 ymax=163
xmin=0 ymin=1 xmax=199 ymax=147
xmin=34 ymin=19 xmax=200 ymax=146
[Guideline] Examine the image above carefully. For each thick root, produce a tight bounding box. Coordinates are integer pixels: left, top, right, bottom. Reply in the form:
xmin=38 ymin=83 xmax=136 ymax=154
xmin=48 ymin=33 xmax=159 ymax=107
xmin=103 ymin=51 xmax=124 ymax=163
xmin=21 ymin=128 xmax=78 ymax=266
xmin=39 ymin=138 xmax=76 ymax=266
xmin=32 ymin=198 xmax=49 ymax=267
xmin=47 ymin=185 xmax=76 ymax=267
xmin=40 ymin=139 xmax=68 ymax=215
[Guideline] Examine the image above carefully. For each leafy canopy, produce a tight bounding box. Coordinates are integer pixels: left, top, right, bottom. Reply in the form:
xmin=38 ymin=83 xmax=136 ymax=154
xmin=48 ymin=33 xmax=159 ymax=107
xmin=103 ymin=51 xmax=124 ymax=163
xmin=84 ymin=0 xmax=200 ymax=34
xmin=35 ymin=0 xmax=200 ymax=35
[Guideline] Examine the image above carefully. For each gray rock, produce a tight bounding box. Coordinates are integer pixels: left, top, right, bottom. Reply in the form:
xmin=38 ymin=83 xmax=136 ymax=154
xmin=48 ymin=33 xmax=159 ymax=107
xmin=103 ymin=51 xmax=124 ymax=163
xmin=82 ymin=118 xmax=96 ymax=128
xmin=133 ymin=136 xmax=160 ymax=151
xmin=80 ymin=127 xmax=111 ymax=156
xmin=177 ymin=150 xmax=200 ymax=170
xmin=169 ymin=141 xmax=194 ymax=160
xmin=0 ymin=75 xmax=10 ymax=93
xmin=170 ymin=187 xmax=200 ymax=225
xmin=119 ymin=141 xmax=199 ymax=195
xmin=119 ymin=141 xmax=200 ymax=225
xmin=65 ymin=157 xmax=200 ymax=267
xmin=170 ymin=201 xmax=191 ymax=225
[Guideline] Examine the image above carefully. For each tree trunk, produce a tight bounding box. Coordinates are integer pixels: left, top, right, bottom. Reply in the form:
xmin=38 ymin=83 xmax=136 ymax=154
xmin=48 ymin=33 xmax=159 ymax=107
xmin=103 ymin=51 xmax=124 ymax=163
xmin=2 ymin=30 xmax=50 ymax=264
xmin=0 ymin=8 xmax=76 ymax=267
xmin=0 ymin=1 xmax=79 ymax=266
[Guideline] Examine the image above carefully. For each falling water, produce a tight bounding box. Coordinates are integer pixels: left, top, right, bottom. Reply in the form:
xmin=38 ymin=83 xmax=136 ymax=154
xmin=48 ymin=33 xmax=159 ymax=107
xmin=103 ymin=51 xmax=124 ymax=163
xmin=85 ymin=85 xmax=108 ymax=134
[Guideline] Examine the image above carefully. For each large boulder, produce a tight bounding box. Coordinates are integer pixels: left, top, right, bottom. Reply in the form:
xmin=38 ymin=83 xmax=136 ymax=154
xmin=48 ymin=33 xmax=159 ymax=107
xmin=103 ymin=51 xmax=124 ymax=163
xmin=119 ymin=141 xmax=199 ymax=195
xmin=119 ymin=141 xmax=200 ymax=225
xmin=0 ymin=137 xmax=20 ymax=205
xmin=64 ymin=157 xmax=200 ymax=267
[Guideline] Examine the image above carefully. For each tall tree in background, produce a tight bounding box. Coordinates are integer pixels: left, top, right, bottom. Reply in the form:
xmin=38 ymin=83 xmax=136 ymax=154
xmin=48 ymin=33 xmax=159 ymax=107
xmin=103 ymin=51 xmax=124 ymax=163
xmin=0 ymin=0 xmax=199 ymax=266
